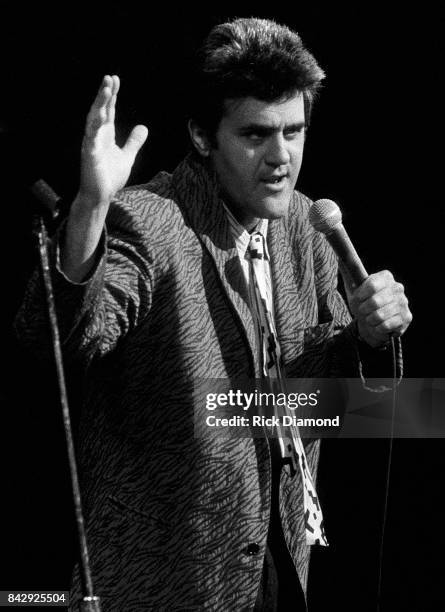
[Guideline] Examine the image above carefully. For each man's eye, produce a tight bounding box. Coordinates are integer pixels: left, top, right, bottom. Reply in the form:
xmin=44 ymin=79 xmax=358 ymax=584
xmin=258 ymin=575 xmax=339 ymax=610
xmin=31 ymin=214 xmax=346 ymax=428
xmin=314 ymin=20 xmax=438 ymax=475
xmin=245 ymin=132 xmax=265 ymax=142
xmin=284 ymin=127 xmax=305 ymax=139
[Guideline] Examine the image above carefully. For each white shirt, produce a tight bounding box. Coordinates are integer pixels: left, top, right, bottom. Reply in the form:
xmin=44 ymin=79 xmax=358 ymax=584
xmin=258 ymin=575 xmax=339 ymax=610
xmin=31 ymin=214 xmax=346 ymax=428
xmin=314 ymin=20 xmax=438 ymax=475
xmin=223 ymin=203 xmax=278 ymax=375
xmin=222 ymin=203 xmax=273 ymax=312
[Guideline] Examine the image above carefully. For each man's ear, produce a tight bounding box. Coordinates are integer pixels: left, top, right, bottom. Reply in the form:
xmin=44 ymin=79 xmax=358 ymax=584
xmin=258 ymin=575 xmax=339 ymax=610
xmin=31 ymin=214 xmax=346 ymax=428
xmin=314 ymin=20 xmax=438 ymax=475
xmin=188 ymin=120 xmax=211 ymax=157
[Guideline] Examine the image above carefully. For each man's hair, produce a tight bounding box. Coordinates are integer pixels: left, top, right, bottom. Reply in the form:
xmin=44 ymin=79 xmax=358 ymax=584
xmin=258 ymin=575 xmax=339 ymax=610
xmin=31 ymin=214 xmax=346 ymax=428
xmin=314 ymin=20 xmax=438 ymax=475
xmin=189 ymin=17 xmax=325 ymax=143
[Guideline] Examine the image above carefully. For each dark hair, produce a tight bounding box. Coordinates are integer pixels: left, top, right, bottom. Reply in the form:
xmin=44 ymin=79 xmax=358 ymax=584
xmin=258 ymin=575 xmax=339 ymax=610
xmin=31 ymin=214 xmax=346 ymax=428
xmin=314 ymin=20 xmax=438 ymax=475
xmin=189 ymin=17 xmax=325 ymax=143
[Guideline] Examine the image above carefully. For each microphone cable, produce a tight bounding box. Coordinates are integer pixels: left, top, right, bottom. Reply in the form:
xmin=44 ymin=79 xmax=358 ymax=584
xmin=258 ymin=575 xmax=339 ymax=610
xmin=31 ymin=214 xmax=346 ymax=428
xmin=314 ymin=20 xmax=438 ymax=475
xmin=376 ymin=335 xmax=401 ymax=612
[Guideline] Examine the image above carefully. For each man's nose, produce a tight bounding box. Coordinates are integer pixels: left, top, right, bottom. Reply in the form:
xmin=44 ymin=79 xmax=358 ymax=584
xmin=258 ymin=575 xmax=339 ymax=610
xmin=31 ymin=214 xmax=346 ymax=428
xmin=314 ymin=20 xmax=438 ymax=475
xmin=265 ymin=134 xmax=291 ymax=166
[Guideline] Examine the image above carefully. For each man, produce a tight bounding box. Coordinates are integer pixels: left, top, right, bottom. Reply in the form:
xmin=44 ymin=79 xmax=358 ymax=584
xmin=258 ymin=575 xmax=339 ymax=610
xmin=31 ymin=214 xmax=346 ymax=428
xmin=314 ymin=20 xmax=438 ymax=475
xmin=16 ymin=18 xmax=411 ymax=611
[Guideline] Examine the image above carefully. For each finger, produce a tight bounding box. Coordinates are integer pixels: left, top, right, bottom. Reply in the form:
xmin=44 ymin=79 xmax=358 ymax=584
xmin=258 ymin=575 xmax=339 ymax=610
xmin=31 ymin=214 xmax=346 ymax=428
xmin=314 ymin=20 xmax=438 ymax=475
xmin=338 ymin=262 xmax=355 ymax=300
xmin=123 ymin=125 xmax=149 ymax=159
xmin=374 ymin=313 xmax=408 ymax=336
xmin=364 ymin=301 xmax=405 ymax=327
xmin=85 ymin=75 xmax=113 ymax=137
xmin=112 ymin=74 xmax=120 ymax=96
xmin=89 ymin=75 xmax=113 ymax=114
xmin=357 ymin=283 xmax=406 ymax=316
xmin=106 ymin=75 xmax=120 ymax=123
xmin=354 ymin=270 xmax=395 ymax=302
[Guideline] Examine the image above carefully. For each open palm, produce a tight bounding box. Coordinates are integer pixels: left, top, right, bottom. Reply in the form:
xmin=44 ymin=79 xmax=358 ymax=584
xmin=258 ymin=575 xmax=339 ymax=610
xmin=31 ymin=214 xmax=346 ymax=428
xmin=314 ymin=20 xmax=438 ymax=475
xmin=80 ymin=75 xmax=148 ymax=204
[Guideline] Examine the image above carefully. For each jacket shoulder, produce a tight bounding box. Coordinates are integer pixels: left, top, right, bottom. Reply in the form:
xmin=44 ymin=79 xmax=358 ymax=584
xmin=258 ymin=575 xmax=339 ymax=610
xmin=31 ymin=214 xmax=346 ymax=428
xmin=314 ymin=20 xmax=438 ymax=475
xmin=288 ymin=190 xmax=338 ymax=275
xmin=286 ymin=190 xmax=317 ymax=242
xmin=291 ymin=189 xmax=314 ymax=219
xmin=107 ymin=171 xmax=186 ymax=242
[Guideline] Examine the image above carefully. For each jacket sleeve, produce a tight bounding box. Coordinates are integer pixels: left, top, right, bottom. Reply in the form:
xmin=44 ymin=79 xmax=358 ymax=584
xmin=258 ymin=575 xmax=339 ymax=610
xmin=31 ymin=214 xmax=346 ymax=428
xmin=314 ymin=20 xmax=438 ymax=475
xmin=14 ymin=189 xmax=156 ymax=366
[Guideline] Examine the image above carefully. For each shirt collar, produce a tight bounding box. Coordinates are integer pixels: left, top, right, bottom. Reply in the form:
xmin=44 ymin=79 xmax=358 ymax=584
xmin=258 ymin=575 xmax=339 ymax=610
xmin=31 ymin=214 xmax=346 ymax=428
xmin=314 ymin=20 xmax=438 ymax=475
xmin=222 ymin=202 xmax=269 ymax=261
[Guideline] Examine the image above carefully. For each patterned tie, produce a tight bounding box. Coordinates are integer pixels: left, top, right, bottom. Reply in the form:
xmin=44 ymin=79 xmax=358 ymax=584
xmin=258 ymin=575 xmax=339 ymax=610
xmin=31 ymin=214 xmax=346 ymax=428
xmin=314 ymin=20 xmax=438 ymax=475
xmin=248 ymin=232 xmax=328 ymax=546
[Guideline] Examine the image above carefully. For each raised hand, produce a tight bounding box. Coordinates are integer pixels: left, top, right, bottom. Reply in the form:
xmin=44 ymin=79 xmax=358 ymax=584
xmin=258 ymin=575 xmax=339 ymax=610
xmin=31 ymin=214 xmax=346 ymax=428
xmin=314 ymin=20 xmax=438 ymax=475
xmin=79 ymin=74 xmax=148 ymax=205
xmin=62 ymin=76 xmax=148 ymax=282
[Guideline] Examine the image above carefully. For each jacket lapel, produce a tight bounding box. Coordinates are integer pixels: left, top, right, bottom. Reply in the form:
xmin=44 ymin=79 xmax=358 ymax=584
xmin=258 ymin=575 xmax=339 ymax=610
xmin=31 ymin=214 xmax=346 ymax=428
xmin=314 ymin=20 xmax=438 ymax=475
xmin=172 ymin=155 xmax=259 ymax=375
xmin=267 ymin=201 xmax=306 ymax=371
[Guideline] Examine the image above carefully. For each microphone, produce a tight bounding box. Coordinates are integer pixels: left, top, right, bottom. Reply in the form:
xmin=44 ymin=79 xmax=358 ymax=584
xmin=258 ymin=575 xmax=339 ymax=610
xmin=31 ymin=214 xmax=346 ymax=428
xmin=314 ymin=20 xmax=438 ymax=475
xmin=309 ymin=198 xmax=368 ymax=289
xmin=30 ymin=179 xmax=62 ymax=218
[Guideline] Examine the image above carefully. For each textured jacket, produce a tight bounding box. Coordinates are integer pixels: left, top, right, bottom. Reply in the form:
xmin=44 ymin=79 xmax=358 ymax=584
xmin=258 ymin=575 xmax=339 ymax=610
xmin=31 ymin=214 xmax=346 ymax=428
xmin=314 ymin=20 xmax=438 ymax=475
xmin=16 ymin=154 xmax=363 ymax=611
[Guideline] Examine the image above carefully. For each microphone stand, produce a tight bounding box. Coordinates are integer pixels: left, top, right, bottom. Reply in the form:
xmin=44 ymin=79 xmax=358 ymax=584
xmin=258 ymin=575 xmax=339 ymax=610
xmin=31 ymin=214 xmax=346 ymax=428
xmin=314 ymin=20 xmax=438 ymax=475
xmin=31 ymin=180 xmax=101 ymax=612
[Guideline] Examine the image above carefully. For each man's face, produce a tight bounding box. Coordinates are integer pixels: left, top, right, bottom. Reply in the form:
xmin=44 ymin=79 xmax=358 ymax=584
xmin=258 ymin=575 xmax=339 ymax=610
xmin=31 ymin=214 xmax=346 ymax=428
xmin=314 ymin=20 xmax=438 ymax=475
xmin=209 ymin=92 xmax=306 ymax=229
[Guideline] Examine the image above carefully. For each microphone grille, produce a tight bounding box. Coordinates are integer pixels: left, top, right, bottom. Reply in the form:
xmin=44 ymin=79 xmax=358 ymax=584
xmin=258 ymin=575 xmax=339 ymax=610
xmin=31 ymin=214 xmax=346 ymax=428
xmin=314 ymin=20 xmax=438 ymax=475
xmin=309 ymin=199 xmax=343 ymax=234
xmin=30 ymin=179 xmax=61 ymax=215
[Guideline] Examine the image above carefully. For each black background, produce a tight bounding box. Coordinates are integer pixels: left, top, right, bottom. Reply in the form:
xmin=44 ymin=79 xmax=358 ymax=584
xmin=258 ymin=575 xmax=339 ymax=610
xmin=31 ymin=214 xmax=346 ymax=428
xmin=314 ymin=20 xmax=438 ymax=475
xmin=0 ymin=6 xmax=443 ymax=611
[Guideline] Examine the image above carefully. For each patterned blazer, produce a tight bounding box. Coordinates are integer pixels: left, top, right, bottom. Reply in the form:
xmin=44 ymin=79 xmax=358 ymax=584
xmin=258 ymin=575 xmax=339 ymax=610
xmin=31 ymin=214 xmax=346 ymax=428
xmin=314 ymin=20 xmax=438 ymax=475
xmin=16 ymin=154 xmax=363 ymax=611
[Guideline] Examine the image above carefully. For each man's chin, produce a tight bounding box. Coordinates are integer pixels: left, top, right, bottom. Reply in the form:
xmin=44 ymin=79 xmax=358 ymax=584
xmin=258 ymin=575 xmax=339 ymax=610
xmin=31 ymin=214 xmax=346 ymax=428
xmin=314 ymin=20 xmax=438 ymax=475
xmin=222 ymin=193 xmax=291 ymax=226
xmin=257 ymin=196 xmax=291 ymax=219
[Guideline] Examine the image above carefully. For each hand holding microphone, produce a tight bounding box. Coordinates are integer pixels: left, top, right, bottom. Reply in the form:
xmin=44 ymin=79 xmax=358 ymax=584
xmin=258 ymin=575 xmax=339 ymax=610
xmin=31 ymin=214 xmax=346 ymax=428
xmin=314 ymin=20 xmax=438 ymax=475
xmin=309 ymin=199 xmax=412 ymax=348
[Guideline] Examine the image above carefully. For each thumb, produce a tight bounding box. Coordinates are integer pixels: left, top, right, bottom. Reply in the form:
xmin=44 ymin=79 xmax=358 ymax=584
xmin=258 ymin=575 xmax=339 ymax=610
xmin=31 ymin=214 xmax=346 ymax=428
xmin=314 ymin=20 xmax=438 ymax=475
xmin=339 ymin=261 xmax=358 ymax=311
xmin=123 ymin=124 xmax=149 ymax=159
